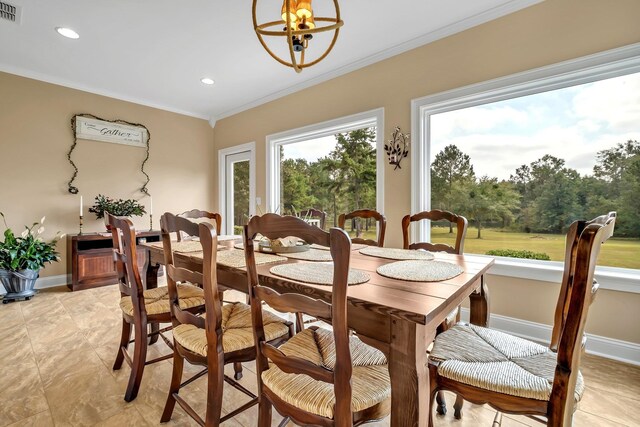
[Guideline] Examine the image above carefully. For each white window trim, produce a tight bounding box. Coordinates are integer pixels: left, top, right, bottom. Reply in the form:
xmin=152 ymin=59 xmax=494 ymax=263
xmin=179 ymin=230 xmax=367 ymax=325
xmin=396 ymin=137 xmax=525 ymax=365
xmin=218 ymin=141 xmax=256 ymax=235
xmin=411 ymin=42 xmax=640 ymax=294
xmin=266 ymin=108 xmax=385 ymax=216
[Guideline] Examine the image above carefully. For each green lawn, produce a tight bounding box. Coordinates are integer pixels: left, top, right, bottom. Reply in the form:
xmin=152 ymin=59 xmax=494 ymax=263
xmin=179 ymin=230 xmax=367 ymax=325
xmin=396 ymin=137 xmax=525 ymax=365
xmin=430 ymin=226 xmax=640 ymax=270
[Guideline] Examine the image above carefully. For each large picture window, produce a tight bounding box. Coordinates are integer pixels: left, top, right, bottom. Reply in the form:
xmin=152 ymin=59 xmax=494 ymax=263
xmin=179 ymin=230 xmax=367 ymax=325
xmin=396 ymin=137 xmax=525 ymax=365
xmin=266 ymin=109 xmax=384 ymax=235
xmin=412 ymin=45 xmax=640 ymax=286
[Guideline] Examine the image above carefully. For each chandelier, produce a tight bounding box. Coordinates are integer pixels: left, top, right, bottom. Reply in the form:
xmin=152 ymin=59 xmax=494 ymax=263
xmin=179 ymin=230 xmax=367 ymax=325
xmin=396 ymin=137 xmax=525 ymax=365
xmin=252 ymin=0 xmax=343 ymax=73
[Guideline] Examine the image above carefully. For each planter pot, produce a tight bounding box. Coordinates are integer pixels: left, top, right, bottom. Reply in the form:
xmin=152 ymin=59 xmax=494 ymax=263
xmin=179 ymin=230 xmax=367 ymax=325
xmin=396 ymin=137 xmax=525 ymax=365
xmin=0 ymin=268 xmax=39 ymax=303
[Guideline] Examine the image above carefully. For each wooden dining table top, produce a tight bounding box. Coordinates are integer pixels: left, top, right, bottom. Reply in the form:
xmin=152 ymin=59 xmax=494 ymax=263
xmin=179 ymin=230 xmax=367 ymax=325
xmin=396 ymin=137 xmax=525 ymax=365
xmin=145 ymin=238 xmax=494 ymax=327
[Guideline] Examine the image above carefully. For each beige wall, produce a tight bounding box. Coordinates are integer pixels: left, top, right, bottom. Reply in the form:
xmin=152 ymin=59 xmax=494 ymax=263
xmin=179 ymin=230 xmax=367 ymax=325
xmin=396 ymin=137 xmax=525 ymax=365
xmin=0 ymin=72 xmax=214 ymax=278
xmin=213 ymin=0 xmax=640 ymax=343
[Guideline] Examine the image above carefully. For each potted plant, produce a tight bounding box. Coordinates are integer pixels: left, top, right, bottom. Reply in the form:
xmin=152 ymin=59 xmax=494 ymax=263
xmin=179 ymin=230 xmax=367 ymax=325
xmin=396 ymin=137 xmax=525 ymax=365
xmin=88 ymin=194 xmax=146 ymax=230
xmin=0 ymin=213 xmax=63 ymax=303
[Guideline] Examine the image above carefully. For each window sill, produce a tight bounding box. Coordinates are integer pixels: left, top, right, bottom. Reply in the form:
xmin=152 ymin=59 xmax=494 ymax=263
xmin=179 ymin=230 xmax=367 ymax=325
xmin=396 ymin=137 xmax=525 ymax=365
xmin=475 ymin=254 xmax=640 ymax=294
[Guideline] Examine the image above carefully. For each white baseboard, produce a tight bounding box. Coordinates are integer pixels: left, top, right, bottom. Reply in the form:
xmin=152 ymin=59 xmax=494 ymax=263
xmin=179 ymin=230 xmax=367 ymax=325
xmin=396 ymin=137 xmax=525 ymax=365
xmin=460 ymin=308 xmax=640 ymax=366
xmin=0 ymin=273 xmax=69 ymax=295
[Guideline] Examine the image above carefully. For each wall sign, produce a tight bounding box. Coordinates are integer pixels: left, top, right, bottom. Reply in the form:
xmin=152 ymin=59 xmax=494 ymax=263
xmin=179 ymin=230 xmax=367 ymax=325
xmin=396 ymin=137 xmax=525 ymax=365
xmin=75 ymin=116 xmax=148 ymax=148
xmin=67 ymin=114 xmax=151 ymax=195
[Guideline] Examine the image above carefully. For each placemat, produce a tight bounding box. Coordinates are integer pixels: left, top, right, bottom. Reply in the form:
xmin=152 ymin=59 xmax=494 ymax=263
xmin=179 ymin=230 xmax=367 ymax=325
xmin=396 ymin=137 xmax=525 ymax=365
xmin=148 ymin=241 xmax=226 ymax=253
xmin=270 ymin=263 xmax=370 ymax=286
xmin=310 ymin=243 xmax=369 ymax=251
xmin=376 ymin=260 xmax=463 ymax=282
xmin=279 ymin=248 xmax=333 ymax=262
xmin=359 ymin=246 xmax=434 ymax=261
xmin=217 ymin=249 xmax=286 ymax=268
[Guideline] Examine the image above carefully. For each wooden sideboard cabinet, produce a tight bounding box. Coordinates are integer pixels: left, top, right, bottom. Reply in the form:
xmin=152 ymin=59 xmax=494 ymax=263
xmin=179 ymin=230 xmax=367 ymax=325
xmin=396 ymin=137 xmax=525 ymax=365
xmin=67 ymin=231 xmax=161 ymax=291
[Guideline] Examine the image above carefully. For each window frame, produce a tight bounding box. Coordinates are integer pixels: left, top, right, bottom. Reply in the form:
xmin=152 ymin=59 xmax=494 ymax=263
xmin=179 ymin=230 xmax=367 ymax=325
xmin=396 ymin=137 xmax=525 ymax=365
xmin=266 ymin=108 xmax=385 ymax=216
xmin=411 ymin=43 xmax=640 ymax=293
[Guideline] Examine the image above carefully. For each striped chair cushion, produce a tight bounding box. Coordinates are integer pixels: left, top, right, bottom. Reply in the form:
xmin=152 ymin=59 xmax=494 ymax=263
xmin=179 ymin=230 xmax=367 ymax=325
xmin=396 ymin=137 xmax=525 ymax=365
xmin=430 ymin=323 xmax=585 ymax=402
xmin=173 ymin=302 xmax=290 ymax=356
xmin=119 ymin=284 xmax=204 ymax=317
xmin=261 ymin=327 xmax=391 ymax=419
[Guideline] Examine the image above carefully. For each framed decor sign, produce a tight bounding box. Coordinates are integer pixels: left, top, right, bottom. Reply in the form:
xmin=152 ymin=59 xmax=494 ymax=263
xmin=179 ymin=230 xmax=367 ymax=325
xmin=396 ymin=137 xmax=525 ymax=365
xmin=75 ymin=116 xmax=148 ymax=147
xmin=67 ymin=114 xmax=151 ymax=195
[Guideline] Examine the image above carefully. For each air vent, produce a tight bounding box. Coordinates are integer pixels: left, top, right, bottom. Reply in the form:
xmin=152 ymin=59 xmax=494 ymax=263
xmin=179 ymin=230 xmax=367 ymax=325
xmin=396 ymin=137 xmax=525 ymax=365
xmin=0 ymin=1 xmax=21 ymax=24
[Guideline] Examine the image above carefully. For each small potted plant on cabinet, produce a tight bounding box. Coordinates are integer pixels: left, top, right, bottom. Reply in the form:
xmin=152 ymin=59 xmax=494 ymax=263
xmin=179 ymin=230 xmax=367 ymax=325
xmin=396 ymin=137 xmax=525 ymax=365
xmin=0 ymin=213 xmax=63 ymax=303
xmin=88 ymin=194 xmax=146 ymax=230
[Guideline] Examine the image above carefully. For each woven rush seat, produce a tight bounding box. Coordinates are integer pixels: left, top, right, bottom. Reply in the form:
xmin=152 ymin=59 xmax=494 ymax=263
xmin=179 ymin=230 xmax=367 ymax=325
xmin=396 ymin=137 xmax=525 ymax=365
xmin=430 ymin=323 xmax=584 ymax=402
xmin=172 ymin=302 xmax=290 ymax=355
xmin=119 ymin=284 xmax=204 ymax=317
xmin=261 ymin=327 xmax=391 ymax=419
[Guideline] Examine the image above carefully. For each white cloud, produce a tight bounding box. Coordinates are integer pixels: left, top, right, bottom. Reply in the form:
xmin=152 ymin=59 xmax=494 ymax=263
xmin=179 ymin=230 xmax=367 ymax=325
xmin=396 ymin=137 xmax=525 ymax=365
xmin=572 ymin=73 xmax=640 ymax=132
xmin=431 ymin=105 xmax=529 ymax=140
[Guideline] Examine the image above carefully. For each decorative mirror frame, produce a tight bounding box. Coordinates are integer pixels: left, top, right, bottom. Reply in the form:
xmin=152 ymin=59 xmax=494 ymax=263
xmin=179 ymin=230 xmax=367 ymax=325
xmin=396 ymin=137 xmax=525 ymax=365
xmin=67 ymin=113 xmax=151 ymax=195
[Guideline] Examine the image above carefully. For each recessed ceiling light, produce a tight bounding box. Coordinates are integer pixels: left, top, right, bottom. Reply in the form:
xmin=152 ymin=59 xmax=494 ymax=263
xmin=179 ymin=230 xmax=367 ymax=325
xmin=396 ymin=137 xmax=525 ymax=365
xmin=200 ymin=78 xmax=215 ymax=85
xmin=55 ymin=27 xmax=79 ymax=39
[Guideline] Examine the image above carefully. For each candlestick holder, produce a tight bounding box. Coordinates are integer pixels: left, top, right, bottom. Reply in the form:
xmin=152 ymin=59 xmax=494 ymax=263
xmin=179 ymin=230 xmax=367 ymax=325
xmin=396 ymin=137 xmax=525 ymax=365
xmin=149 ymin=213 xmax=153 ymax=231
xmin=79 ymin=215 xmax=83 ymax=235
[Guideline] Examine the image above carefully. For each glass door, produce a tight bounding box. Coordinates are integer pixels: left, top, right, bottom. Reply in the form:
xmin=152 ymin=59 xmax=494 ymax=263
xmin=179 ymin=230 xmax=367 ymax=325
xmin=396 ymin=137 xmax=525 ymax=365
xmin=224 ymin=151 xmax=253 ymax=235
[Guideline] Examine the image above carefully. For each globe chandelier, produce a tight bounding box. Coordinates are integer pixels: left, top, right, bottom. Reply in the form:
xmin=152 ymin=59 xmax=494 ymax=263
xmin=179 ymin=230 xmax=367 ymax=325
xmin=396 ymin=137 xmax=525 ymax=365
xmin=252 ymin=0 xmax=344 ymax=73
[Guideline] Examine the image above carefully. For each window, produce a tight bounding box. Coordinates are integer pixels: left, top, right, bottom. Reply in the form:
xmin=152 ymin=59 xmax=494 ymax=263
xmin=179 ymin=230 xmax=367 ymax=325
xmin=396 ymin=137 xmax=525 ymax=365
xmin=266 ymin=109 xmax=384 ymax=235
xmin=412 ymin=44 xmax=640 ymax=288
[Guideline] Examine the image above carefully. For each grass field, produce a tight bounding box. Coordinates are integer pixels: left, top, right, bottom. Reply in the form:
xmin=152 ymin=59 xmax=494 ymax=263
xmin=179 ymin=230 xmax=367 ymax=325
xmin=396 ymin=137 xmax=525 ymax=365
xmin=430 ymin=226 xmax=640 ymax=270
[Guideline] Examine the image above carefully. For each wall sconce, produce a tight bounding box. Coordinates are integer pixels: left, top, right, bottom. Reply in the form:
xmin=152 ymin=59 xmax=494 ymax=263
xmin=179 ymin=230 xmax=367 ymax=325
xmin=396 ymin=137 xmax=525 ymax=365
xmin=385 ymin=126 xmax=410 ymax=170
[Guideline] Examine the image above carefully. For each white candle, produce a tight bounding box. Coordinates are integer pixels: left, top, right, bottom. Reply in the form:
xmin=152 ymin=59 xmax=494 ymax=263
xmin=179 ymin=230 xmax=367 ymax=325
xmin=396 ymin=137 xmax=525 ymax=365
xmin=149 ymin=196 xmax=153 ymax=215
xmin=80 ymin=195 xmax=83 ymax=216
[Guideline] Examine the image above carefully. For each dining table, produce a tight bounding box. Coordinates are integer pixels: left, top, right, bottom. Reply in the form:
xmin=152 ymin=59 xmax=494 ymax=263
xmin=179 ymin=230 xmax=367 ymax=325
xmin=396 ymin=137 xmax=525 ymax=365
xmin=143 ymin=237 xmax=494 ymax=427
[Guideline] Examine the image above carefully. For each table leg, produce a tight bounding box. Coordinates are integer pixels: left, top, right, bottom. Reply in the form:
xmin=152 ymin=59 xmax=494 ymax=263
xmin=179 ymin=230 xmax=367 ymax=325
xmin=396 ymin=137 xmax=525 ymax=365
xmin=389 ymin=318 xmax=433 ymax=427
xmin=469 ymin=275 xmax=490 ymax=327
xmin=146 ymin=262 xmax=160 ymax=345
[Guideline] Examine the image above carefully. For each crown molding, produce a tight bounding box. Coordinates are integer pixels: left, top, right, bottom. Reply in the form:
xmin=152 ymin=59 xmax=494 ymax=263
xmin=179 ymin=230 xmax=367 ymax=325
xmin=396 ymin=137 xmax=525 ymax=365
xmin=212 ymin=0 xmax=543 ymax=122
xmin=0 ymin=63 xmax=210 ymax=120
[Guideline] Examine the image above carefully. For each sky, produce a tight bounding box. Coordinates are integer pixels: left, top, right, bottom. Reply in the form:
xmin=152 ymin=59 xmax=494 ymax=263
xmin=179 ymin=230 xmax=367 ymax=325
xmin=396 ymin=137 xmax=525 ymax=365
xmin=282 ymin=72 xmax=639 ymax=179
xmin=430 ymin=72 xmax=640 ymax=180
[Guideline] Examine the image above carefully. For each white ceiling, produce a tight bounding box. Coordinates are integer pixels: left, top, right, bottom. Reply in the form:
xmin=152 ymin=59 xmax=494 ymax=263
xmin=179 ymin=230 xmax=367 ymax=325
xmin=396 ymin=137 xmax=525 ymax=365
xmin=0 ymin=0 xmax=540 ymax=123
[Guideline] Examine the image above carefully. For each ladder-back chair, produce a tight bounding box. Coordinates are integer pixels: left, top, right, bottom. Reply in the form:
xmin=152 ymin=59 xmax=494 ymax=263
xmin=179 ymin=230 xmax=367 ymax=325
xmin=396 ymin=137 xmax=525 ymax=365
xmin=338 ymin=209 xmax=386 ymax=247
xmin=244 ymin=213 xmax=391 ymax=426
xmin=402 ymin=209 xmax=468 ymax=254
xmin=109 ymin=213 xmax=205 ymax=402
xmin=427 ymin=212 xmax=616 ymax=426
xmin=160 ymin=212 xmax=293 ymax=426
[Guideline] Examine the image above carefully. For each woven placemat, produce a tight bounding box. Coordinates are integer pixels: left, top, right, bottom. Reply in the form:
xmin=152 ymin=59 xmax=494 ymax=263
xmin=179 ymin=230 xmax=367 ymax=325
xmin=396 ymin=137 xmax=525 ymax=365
xmin=279 ymin=249 xmax=333 ymax=262
xmin=310 ymin=243 xmax=369 ymax=251
xmin=376 ymin=260 xmax=463 ymax=282
xmin=270 ymin=263 xmax=370 ymax=286
xmin=217 ymin=249 xmax=286 ymax=268
xmin=360 ymin=246 xmax=434 ymax=261
xmin=148 ymin=241 xmax=225 ymax=253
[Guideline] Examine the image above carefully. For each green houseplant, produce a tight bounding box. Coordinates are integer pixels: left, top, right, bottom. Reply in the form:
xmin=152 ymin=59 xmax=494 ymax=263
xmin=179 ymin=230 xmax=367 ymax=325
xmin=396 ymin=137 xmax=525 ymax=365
xmin=88 ymin=194 xmax=146 ymax=230
xmin=0 ymin=213 xmax=63 ymax=303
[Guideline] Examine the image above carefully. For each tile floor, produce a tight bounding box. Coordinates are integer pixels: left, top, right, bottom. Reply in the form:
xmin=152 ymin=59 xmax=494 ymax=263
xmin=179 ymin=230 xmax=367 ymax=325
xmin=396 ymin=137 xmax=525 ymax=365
xmin=0 ymin=285 xmax=638 ymax=426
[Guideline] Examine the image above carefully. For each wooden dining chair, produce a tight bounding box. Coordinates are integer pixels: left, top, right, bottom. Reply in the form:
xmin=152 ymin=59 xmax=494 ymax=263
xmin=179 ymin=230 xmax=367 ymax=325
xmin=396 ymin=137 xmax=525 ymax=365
xmin=338 ymin=209 xmax=387 ymax=247
xmin=401 ymin=209 xmax=468 ymax=255
xmin=176 ymin=209 xmax=222 ymax=240
xmin=160 ymin=212 xmax=293 ymax=426
xmin=427 ymin=212 xmax=616 ymax=426
xmin=402 ymin=209 xmax=469 ymax=415
xmin=109 ymin=213 xmax=206 ymax=402
xmin=244 ymin=213 xmax=391 ymax=426
xmin=299 ymin=208 xmax=327 ymax=230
